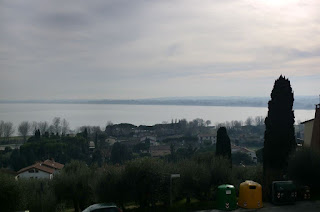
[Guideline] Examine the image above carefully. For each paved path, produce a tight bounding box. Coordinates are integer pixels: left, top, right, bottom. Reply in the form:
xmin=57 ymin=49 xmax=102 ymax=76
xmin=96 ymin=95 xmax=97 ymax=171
xmin=196 ymin=201 xmax=320 ymax=212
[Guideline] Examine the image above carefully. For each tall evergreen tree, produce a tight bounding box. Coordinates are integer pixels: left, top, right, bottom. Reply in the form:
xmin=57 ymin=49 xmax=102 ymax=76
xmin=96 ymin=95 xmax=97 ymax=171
xmin=263 ymin=75 xmax=296 ymax=197
xmin=216 ymin=127 xmax=232 ymax=164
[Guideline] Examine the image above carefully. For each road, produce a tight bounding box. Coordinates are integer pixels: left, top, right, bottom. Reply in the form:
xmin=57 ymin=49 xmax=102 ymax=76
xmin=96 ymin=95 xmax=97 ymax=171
xmin=196 ymin=201 xmax=320 ymax=212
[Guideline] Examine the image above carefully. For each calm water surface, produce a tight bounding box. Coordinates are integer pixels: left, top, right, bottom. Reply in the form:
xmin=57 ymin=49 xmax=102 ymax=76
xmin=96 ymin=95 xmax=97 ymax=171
xmin=0 ymin=103 xmax=314 ymax=130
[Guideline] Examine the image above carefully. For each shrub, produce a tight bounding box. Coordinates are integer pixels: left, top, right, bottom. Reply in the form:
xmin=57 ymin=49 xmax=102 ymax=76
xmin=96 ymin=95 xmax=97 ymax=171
xmin=92 ymin=165 xmax=126 ymax=207
xmin=288 ymin=148 xmax=320 ymax=195
xmin=232 ymin=152 xmax=255 ymax=166
xmin=53 ymin=160 xmax=93 ymax=212
xmin=123 ymin=157 xmax=170 ymax=207
xmin=178 ymin=160 xmax=211 ymax=202
xmin=0 ymin=173 xmax=21 ymax=212
xmin=231 ymin=165 xmax=263 ymax=194
xmin=18 ymin=179 xmax=56 ymax=212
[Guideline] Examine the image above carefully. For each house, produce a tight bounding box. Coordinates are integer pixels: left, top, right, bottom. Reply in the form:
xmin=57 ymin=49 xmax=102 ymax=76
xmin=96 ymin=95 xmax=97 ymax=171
xmin=301 ymin=119 xmax=314 ymax=147
xmin=231 ymin=144 xmax=257 ymax=163
xmin=105 ymin=137 xmax=117 ymax=146
xmin=150 ymin=145 xmax=171 ymax=157
xmin=302 ymin=104 xmax=320 ymax=150
xmin=140 ymin=136 xmax=159 ymax=146
xmin=89 ymin=141 xmax=95 ymax=151
xmin=198 ymin=134 xmax=216 ymax=145
xmin=42 ymin=159 xmax=64 ymax=174
xmin=16 ymin=160 xmax=64 ymax=180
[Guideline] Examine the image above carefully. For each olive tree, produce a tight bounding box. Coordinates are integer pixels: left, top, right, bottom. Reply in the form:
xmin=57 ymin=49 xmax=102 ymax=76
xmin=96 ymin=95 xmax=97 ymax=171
xmin=54 ymin=160 xmax=93 ymax=212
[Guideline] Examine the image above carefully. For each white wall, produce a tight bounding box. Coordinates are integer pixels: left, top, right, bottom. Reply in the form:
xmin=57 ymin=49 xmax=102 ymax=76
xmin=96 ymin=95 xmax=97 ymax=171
xmin=17 ymin=169 xmax=52 ymax=179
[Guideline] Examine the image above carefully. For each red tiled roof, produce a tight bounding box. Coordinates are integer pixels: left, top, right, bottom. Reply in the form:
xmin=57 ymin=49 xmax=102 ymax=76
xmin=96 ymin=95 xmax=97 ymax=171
xmin=17 ymin=162 xmax=55 ymax=174
xmin=42 ymin=160 xmax=64 ymax=170
xmin=231 ymin=144 xmax=252 ymax=153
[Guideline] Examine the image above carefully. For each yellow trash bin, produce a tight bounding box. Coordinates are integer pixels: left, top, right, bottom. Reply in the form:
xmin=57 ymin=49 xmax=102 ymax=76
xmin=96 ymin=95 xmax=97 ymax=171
xmin=238 ymin=180 xmax=263 ymax=209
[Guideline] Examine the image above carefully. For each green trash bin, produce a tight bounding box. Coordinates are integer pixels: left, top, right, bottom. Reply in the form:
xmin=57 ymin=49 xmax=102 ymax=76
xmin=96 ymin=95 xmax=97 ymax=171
xmin=216 ymin=184 xmax=237 ymax=210
xmin=272 ymin=181 xmax=297 ymax=205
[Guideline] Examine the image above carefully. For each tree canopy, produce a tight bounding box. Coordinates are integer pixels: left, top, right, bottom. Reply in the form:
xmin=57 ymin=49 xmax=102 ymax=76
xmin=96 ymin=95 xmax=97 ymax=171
xmin=215 ymin=127 xmax=231 ymax=164
xmin=263 ymin=75 xmax=296 ymax=198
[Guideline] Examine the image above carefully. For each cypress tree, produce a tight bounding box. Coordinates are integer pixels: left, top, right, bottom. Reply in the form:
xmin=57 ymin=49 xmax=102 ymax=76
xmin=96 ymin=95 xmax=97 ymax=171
xmin=216 ymin=127 xmax=232 ymax=164
xmin=263 ymin=75 xmax=296 ymax=197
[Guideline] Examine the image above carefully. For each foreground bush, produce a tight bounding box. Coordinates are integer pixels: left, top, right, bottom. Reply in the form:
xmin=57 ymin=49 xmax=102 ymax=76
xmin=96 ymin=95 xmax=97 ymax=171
xmin=288 ymin=148 xmax=320 ymax=195
xmin=0 ymin=173 xmax=21 ymax=212
xmin=19 ymin=179 xmax=56 ymax=212
xmin=54 ymin=160 xmax=93 ymax=212
xmin=124 ymin=157 xmax=171 ymax=207
xmin=178 ymin=160 xmax=211 ymax=203
xmin=92 ymin=165 xmax=126 ymax=207
xmin=0 ymin=173 xmax=56 ymax=212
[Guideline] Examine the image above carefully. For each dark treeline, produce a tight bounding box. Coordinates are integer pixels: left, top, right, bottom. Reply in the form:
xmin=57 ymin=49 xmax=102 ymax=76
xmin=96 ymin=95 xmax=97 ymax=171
xmin=1 ymin=147 xmax=319 ymax=212
xmin=0 ymin=155 xmax=263 ymax=212
xmin=0 ymin=115 xmax=268 ymax=171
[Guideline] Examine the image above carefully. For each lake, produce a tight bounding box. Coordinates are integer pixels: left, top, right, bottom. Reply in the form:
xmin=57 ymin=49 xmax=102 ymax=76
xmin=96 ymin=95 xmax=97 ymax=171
xmin=0 ymin=103 xmax=315 ymax=131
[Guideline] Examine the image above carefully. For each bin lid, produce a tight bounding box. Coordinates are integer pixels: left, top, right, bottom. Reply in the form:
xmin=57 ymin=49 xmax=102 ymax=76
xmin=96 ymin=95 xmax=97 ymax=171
xmin=218 ymin=184 xmax=235 ymax=190
xmin=273 ymin=181 xmax=296 ymax=190
xmin=241 ymin=180 xmax=261 ymax=188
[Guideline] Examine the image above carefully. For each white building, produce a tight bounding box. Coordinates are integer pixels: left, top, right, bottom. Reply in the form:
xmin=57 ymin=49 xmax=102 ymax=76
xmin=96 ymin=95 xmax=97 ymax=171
xmin=16 ymin=163 xmax=55 ymax=180
xmin=198 ymin=134 xmax=217 ymax=144
xmin=231 ymin=144 xmax=257 ymax=163
xmin=16 ymin=160 xmax=64 ymax=180
xmin=105 ymin=137 xmax=117 ymax=146
xmin=140 ymin=136 xmax=159 ymax=146
xmin=42 ymin=159 xmax=64 ymax=174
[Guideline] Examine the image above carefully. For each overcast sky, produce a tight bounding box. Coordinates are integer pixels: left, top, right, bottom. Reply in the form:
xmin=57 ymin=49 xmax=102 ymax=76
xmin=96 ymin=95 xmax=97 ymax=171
xmin=1 ymin=0 xmax=320 ymax=100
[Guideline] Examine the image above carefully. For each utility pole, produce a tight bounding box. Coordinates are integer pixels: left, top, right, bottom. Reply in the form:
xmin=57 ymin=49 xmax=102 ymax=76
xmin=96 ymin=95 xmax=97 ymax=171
xmin=170 ymin=174 xmax=180 ymax=206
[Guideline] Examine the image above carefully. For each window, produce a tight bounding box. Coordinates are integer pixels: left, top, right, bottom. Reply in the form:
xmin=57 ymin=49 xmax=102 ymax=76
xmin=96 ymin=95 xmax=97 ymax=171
xmin=29 ymin=169 xmax=34 ymax=173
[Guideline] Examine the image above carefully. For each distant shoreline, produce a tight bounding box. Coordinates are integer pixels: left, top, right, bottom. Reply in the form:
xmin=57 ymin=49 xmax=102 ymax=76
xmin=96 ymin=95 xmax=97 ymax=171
xmin=0 ymin=96 xmax=317 ymax=110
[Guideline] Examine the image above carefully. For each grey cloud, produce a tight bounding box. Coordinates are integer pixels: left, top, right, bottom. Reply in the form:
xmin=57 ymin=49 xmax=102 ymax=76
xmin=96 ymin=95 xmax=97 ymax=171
xmin=38 ymin=12 xmax=91 ymax=30
xmin=1 ymin=0 xmax=320 ymax=100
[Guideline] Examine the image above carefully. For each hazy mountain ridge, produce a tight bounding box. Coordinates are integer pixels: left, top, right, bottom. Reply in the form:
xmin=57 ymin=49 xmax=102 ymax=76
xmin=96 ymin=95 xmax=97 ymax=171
xmin=0 ymin=96 xmax=318 ymax=110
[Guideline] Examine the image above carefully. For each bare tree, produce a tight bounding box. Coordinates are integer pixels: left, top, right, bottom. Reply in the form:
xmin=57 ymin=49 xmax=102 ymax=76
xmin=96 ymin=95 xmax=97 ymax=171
xmin=230 ymin=120 xmax=242 ymax=128
xmin=215 ymin=122 xmax=224 ymax=129
xmin=52 ymin=117 xmax=61 ymax=135
xmin=30 ymin=121 xmax=38 ymax=134
xmin=38 ymin=121 xmax=49 ymax=134
xmin=245 ymin=117 xmax=253 ymax=126
xmin=254 ymin=116 xmax=264 ymax=126
xmin=78 ymin=125 xmax=101 ymax=136
xmin=48 ymin=125 xmax=55 ymax=134
xmin=0 ymin=120 xmax=4 ymax=138
xmin=61 ymin=118 xmax=70 ymax=135
xmin=18 ymin=121 xmax=31 ymax=142
xmin=3 ymin=122 xmax=15 ymax=140
xmin=79 ymin=126 xmax=91 ymax=135
xmin=225 ymin=121 xmax=231 ymax=129
xmin=91 ymin=126 xmax=101 ymax=134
